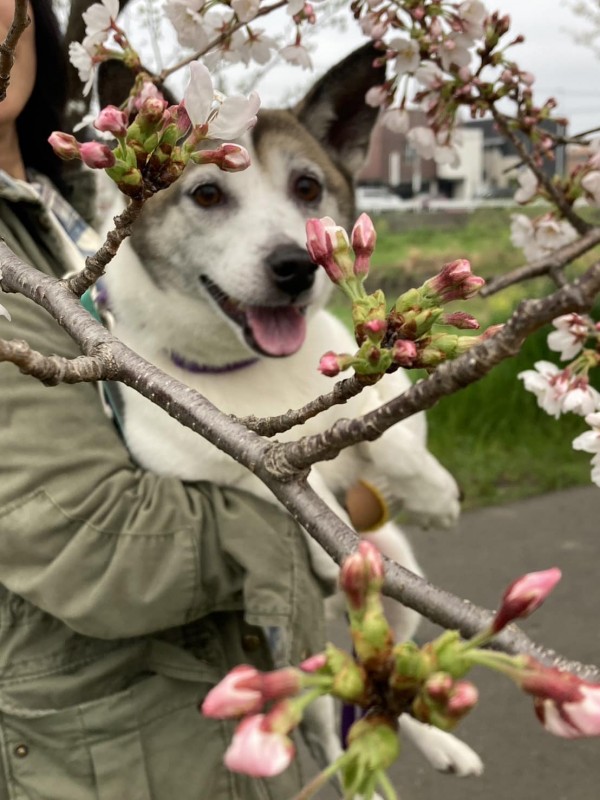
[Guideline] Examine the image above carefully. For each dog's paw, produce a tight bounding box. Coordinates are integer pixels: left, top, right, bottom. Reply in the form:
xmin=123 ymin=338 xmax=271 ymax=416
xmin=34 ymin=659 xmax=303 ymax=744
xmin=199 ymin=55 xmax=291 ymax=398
xmin=399 ymin=715 xmax=483 ymax=777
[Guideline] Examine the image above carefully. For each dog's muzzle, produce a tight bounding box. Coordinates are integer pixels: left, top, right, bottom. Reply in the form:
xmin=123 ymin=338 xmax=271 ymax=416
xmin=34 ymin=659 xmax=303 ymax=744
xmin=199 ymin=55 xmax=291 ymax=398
xmin=266 ymin=244 xmax=318 ymax=298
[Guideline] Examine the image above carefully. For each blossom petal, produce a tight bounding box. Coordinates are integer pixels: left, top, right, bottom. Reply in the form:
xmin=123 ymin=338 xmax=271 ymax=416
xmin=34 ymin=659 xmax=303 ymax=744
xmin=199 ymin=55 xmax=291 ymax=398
xmin=184 ymin=62 xmax=215 ymax=127
xmin=208 ymin=92 xmax=260 ymax=140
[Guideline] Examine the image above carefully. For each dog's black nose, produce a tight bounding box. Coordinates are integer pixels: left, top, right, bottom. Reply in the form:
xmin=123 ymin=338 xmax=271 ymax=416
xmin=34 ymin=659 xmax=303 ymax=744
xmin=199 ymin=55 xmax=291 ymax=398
xmin=266 ymin=245 xmax=318 ymax=297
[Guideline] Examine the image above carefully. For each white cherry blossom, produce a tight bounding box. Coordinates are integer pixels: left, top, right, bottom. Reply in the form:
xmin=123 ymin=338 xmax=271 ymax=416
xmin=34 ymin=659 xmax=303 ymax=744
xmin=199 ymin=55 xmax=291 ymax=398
xmin=514 ymin=169 xmax=538 ymax=204
xmin=547 ymin=314 xmax=590 ymax=361
xmin=517 ymin=360 xmax=571 ymax=419
xmin=414 ymin=61 xmax=444 ymax=89
xmin=439 ymin=34 xmax=472 ymax=72
xmin=534 ymin=215 xmax=578 ymax=251
xmin=239 ymin=30 xmax=277 ymax=65
xmin=581 ymin=170 xmax=600 ymax=206
xmin=365 ymin=85 xmax=388 ymax=109
xmin=408 ymin=126 xmax=437 ymax=160
xmin=82 ymin=0 xmax=119 ymax=37
xmin=279 ymin=44 xmax=312 ymax=69
xmin=561 ymin=381 xmax=600 ymax=416
xmin=232 ymin=0 xmax=260 ymax=22
xmin=184 ymin=61 xmax=260 ymax=140
xmin=68 ymin=33 xmax=104 ymax=96
xmin=457 ymin=0 xmax=487 ymax=39
xmin=573 ymin=412 xmax=600 ymax=454
xmin=381 ymin=108 xmax=410 ymax=134
xmin=391 ymin=37 xmax=420 ymax=75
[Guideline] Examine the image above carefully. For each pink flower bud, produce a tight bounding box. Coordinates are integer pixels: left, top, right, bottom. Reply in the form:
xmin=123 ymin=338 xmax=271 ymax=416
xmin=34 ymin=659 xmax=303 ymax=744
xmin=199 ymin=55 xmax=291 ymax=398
xmin=48 ymin=131 xmax=81 ymax=160
xmin=318 ymin=351 xmax=341 ymax=377
xmin=79 ymin=141 xmax=116 ymax=169
xmin=198 ymin=143 xmax=251 ymax=172
xmin=94 ymin=105 xmax=129 ymax=138
xmin=300 ymin=653 xmax=327 ymax=672
xmin=442 ymin=311 xmax=480 ymax=330
xmin=447 ymin=681 xmax=479 ymax=717
xmin=363 ymin=318 xmax=387 ymax=339
xmin=426 ymin=259 xmax=485 ymax=303
xmin=261 ymin=668 xmax=302 ymax=701
xmin=492 ymin=568 xmax=562 ymax=633
xmin=340 ymin=540 xmax=384 ymax=610
xmin=305 ymin=217 xmax=352 ymax=283
xmin=517 ymin=659 xmax=600 ymax=739
xmin=224 ymin=714 xmax=295 ymax=777
xmin=351 ymin=213 xmax=377 ymax=278
xmin=201 ymin=664 xmax=264 ymax=718
xmin=392 ymin=339 xmax=417 ymax=367
xmin=139 ymin=95 xmax=168 ymax=122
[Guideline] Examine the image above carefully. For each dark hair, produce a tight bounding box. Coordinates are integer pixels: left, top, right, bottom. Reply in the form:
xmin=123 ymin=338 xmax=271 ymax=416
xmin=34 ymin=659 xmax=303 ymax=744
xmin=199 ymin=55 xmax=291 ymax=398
xmin=17 ymin=0 xmax=68 ymax=190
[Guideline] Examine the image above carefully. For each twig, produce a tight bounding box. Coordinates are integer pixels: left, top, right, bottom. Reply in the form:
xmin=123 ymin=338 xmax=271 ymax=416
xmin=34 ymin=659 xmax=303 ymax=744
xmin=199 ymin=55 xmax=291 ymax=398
xmin=64 ymin=198 xmax=145 ymax=297
xmin=491 ymin=108 xmax=590 ymax=236
xmin=481 ymin=227 xmax=600 ymax=296
xmin=236 ymin=374 xmax=376 ymax=436
xmin=0 ymin=338 xmax=114 ymax=384
xmin=0 ymin=0 xmax=30 ymax=103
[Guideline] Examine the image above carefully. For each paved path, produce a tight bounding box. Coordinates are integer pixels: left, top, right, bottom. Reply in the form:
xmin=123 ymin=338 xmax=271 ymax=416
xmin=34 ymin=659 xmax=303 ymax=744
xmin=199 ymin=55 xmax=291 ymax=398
xmin=303 ymin=486 xmax=600 ymax=800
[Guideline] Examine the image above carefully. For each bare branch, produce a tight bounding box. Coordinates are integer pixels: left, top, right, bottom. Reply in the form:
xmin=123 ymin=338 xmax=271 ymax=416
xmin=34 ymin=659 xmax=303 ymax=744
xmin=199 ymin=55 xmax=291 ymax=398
xmin=64 ymin=198 xmax=145 ymax=297
xmin=0 ymin=337 xmax=114 ymax=384
xmin=236 ymin=373 xmax=377 ymax=436
xmin=263 ymin=262 xmax=600 ymax=477
xmin=0 ymin=0 xmax=30 ymax=103
xmin=481 ymin=227 xmax=600 ymax=296
xmin=490 ymin=109 xmax=590 ymax=236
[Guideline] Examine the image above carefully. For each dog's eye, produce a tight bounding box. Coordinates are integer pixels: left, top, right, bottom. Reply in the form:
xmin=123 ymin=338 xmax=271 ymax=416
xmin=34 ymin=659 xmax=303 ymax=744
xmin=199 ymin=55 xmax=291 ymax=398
xmin=293 ymin=175 xmax=322 ymax=204
xmin=191 ymin=183 xmax=225 ymax=208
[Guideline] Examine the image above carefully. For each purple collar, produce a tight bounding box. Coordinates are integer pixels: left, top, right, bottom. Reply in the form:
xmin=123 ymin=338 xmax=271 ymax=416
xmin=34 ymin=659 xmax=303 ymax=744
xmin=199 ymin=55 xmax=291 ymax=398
xmin=170 ymin=351 xmax=260 ymax=375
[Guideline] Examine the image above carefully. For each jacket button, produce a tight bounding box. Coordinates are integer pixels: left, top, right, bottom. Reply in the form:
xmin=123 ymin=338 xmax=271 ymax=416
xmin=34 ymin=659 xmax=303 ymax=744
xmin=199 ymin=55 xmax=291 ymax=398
xmin=14 ymin=744 xmax=28 ymax=758
xmin=242 ymin=634 xmax=261 ymax=652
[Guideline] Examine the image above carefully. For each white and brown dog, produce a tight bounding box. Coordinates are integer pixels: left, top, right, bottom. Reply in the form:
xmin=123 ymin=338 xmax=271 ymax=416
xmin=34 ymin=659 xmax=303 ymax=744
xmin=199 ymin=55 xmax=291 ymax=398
xmin=97 ymin=45 xmax=482 ymax=783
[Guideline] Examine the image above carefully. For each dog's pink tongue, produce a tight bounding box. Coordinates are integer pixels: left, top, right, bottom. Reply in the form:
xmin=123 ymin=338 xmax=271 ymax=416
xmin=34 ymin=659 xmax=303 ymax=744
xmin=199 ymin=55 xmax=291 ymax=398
xmin=246 ymin=306 xmax=306 ymax=356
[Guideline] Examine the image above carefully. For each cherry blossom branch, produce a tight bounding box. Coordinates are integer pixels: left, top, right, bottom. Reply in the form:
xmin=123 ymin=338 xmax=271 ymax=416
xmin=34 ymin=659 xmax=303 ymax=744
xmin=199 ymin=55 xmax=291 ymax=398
xmin=64 ymin=197 xmax=145 ymax=297
xmin=236 ymin=374 xmax=376 ymax=436
xmin=481 ymin=226 xmax=600 ymax=297
xmin=0 ymin=337 xmax=113 ymax=384
xmin=0 ymin=0 xmax=30 ymax=102
xmin=490 ymin=108 xmax=590 ymax=236
xmin=271 ymin=479 xmax=600 ymax=683
xmin=157 ymin=0 xmax=287 ymax=82
xmin=262 ymin=261 xmax=600 ymax=477
xmin=2 ymin=243 xmax=599 ymax=682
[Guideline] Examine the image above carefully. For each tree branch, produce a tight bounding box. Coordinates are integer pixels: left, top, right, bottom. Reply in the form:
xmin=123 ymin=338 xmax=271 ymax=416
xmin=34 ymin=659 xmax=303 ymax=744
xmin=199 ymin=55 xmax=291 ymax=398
xmin=0 ymin=0 xmax=30 ymax=103
xmin=236 ymin=373 xmax=376 ymax=436
xmin=0 ymin=337 xmax=114 ymax=384
xmin=480 ymin=227 xmax=600 ymax=297
xmin=64 ymin=198 xmax=145 ymax=297
xmin=490 ymin=108 xmax=590 ymax=236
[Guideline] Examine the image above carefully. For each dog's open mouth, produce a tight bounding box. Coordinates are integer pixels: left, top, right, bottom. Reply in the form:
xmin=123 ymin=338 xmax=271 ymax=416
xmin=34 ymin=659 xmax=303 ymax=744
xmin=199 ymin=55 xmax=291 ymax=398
xmin=201 ymin=277 xmax=307 ymax=357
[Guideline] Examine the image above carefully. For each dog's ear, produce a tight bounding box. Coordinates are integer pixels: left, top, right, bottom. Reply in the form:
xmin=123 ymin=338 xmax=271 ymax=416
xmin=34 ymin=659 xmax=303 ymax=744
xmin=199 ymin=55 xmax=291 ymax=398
xmin=97 ymin=61 xmax=178 ymax=110
xmin=292 ymin=43 xmax=386 ymax=177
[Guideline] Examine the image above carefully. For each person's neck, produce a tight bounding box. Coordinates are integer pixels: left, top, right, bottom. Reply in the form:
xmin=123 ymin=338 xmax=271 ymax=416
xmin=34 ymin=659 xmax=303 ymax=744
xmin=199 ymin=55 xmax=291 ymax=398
xmin=0 ymin=124 xmax=26 ymax=181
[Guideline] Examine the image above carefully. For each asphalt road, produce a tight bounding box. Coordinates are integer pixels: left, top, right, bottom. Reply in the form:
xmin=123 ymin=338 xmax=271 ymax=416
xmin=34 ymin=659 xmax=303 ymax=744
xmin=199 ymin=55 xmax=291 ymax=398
xmin=301 ymin=486 xmax=600 ymax=800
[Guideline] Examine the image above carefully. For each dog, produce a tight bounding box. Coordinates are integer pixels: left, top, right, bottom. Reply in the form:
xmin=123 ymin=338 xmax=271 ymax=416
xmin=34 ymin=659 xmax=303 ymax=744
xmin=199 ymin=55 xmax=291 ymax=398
xmin=96 ymin=44 xmax=482 ymax=786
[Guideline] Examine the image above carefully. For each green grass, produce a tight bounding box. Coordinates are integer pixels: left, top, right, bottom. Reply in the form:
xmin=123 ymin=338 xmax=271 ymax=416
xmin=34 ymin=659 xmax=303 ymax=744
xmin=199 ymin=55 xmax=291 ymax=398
xmin=326 ymin=208 xmax=600 ymax=509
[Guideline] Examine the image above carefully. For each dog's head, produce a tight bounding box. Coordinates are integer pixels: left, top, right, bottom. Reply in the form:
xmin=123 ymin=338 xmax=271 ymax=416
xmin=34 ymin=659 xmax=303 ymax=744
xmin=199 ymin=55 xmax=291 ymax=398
xmin=101 ymin=47 xmax=384 ymax=365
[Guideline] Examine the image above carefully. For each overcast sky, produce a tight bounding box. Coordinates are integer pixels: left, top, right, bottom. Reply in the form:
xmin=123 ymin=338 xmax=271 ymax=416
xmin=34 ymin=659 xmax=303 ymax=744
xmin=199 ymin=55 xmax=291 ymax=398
xmin=247 ymin=0 xmax=600 ymax=137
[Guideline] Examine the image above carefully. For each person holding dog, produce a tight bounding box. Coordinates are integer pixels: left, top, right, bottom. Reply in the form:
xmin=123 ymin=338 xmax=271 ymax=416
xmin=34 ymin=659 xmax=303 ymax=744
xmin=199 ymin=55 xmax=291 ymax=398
xmin=0 ymin=1 xmax=340 ymax=797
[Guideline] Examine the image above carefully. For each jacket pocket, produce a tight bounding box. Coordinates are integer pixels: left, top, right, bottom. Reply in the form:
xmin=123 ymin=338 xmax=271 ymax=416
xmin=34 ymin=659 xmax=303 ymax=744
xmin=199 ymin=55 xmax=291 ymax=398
xmin=89 ymin=731 xmax=152 ymax=800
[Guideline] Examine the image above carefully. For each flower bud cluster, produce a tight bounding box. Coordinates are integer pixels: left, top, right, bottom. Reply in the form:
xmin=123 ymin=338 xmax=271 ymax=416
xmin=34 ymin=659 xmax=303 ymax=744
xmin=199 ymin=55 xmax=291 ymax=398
xmin=308 ymin=215 xmax=491 ymax=379
xmin=49 ymin=63 xmax=257 ymax=202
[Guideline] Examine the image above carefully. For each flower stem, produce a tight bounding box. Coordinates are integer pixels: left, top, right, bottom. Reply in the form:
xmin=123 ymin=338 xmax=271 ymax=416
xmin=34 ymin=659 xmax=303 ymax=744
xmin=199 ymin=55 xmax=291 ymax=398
xmin=291 ymin=754 xmax=350 ymax=800
xmin=377 ymin=770 xmax=399 ymax=800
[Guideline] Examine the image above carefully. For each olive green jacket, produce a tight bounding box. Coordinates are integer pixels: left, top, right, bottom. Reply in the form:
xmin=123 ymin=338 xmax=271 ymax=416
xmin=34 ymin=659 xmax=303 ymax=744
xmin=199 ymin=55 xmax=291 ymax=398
xmin=0 ymin=174 xmax=327 ymax=800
